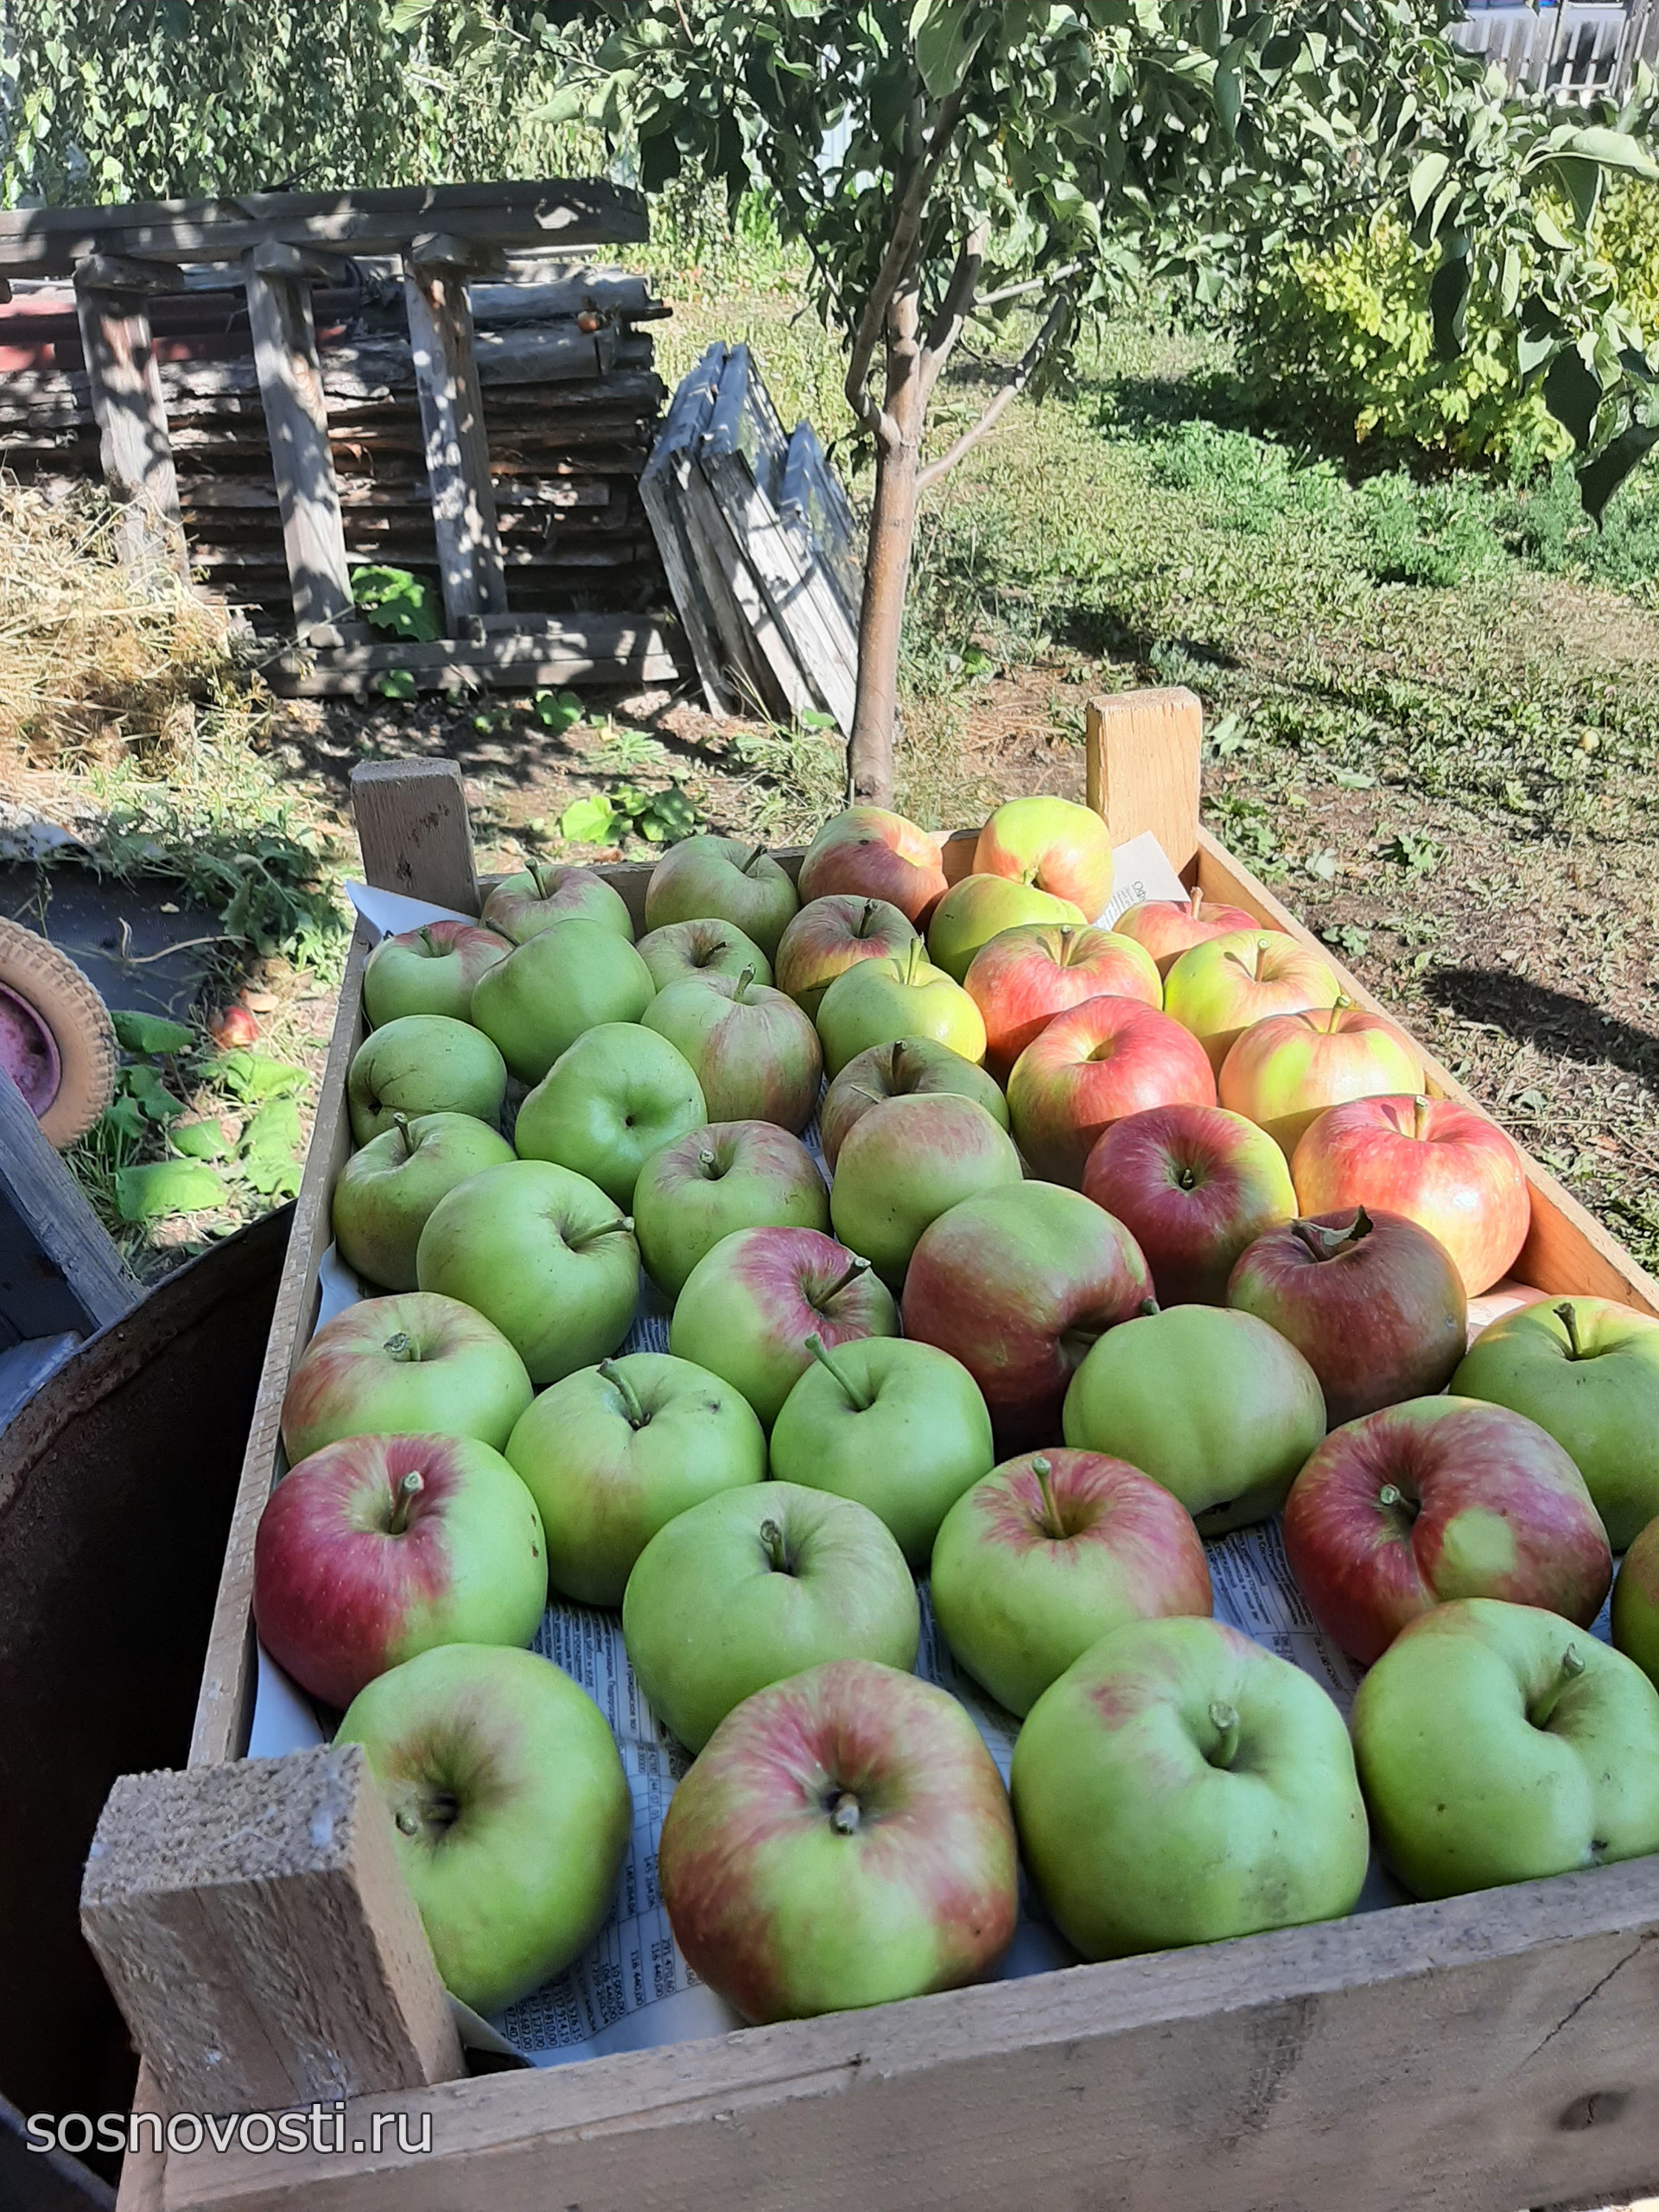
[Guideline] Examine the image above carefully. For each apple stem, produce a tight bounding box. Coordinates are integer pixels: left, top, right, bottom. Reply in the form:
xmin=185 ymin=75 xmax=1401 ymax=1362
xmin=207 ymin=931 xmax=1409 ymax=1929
xmin=1377 ymin=1482 xmax=1420 ymax=1525
xmin=387 ymin=1469 xmax=423 ymax=1536
xmin=394 ymin=1807 xmax=420 ymax=1837
xmin=599 ymin=1359 xmax=647 ymax=1429
xmin=1058 ymin=925 xmax=1074 ymax=961
xmin=1138 ymin=1297 xmax=1160 ymax=1318
xmin=857 ymin=899 xmax=880 ymax=938
xmin=805 ymin=1332 xmax=872 ymax=1411
xmin=830 ymin=1790 xmax=861 ymax=1836
xmin=817 ymin=1255 xmax=871 ymax=1306
xmin=741 ymin=842 xmax=767 ymax=878
xmin=1556 ymin=1301 xmax=1586 ymax=1360
xmin=759 ymin=1516 xmax=792 ymax=1574
xmin=1187 ymin=885 xmax=1205 ymax=920
xmin=531 ymin=861 xmax=553 ymax=898
xmin=1326 ymin=996 xmax=1351 ymax=1034
xmin=418 ymin=927 xmax=436 ymax=956
xmin=1032 ymin=1454 xmax=1067 ymax=1541
xmin=904 ymin=938 xmax=923 ymax=986
xmin=1207 ymin=1700 xmax=1240 ymax=1770
xmin=1293 ymin=1205 xmax=1371 ymax=1262
xmin=1532 ymin=1643 xmax=1587 ymax=1729
xmin=889 ymin=1040 xmax=907 ymax=1085
xmin=391 ymin=1111 xmax=416 ymax=1161
xmin=1413 ymin=1095 xmax=1432 ymax=1142
xmin=697 ymin=1147 xmax=720 ymax=1179
xmin=569 ymin=1214 xmax=633 ymax=1250
xmin=382 ymin=1331 xmax=412 ymax=1363
xmin=734 ymin=963 xmax=756 ymax=1004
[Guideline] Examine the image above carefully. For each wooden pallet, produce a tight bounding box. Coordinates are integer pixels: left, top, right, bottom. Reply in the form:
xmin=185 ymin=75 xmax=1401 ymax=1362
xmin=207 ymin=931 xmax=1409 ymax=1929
xmin=90 ymin=695 xmax=1659 ymax=2212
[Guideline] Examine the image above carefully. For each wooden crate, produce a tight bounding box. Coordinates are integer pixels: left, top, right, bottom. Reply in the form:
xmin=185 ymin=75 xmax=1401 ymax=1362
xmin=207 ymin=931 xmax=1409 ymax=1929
xmin=103 ymin=690 xmax=1659 ymax=2212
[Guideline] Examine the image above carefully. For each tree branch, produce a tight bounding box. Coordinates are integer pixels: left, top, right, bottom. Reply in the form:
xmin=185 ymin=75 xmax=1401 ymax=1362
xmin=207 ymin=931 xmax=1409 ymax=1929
xmin=974 ymin=261 xmax=1082 ymax=312
xmin=918 ymin=218 xmax=988 ymax=397
xmin=915 ymin=292 xmax=1071 ymax=493
xmin=843 ymin=82 xmax=968 ymax=431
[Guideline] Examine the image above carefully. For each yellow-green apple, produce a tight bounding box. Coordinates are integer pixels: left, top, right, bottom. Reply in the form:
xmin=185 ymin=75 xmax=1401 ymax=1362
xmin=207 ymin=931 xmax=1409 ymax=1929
xmin=505 ymin=1351 xmax=766 ymax=1605
xmin=819 ymin=1036 xmax=1008 ymax=1170
xmin=1612 ymin=1515 xmax=1659 ymax=1687
xmin=480 ymin=860 xmax=634 ymax=944
xmin=1007 ymin=995 xmax=1218 ymax=1185
xmin=669 ymin=1225 xmax=899 ymax=1426
xmin=926 ymin=875 xmax=1086 ymax=983
xmin=253 ymin=1432 xmax=548 ymax=1708
xmin=347 ymin=1014 xmax=506 ymax=1144
xmin=931 ymin=1450 xmax=1213 ymax=1717
xmin=1063 ymin=1304 xmax=1325 ymax=1532
xmin=829 ymin=1092 xmax=1023 ymax=1287
xmin=632 ymin=1120 xmax=829 ymax=1299
xmin=1452 ymin=1296 xmax=1659 ymax=1548
xmin=416 ymin=1160 xmax=639 ymax=1389
xmin=1012 ymin=1617 xmax=1368 ymax=1958
xmin=1351 ymin=1597 xmax=1659 ymax=1899
xmin=1283 ymin=1397 xmax=1612 ymax=1666
xmin=363 ymin=919 xmax=512 ymax=1027
xmin=1292 ymin=1093 xmax=1529 ymax=1298
xmin=974 ymin=795 xmax=1114 ymax=918
xmin=1219 ymin=1000 xmax=1426 ymax=1156
xmin=815 ymin=938 xmax=987 ymax=1077
xmin=470 ymin=918 xmax=655 ymax=1085
xmin=658 ymin=1658 xmax=1017 ymax=2021
xmin=796 ymin=804 xmax=949 ymax=924
xmin=332 ymin=1110 xmax=515 ymax=1291
xmin=336 ymin=1643 xmax=630 ymax=2012
xmin=1227 ymin=1205 xmax=1465 ymax=1427
xmin=768 ymin=1335 xmax=995 ymax=1565
xmin=774 ymin=894 xmax=916 ymax=1019
xmin=902 ymin=1182 xmax=1152 ymax=1449
xmin=965 ymin=922 xmax=1162 ymax=1076
xmin=1081 ymin=1103 xmax=1295 ymax=1306
xmin=1114 ymin=888 xmax=1269 ymax=976
xmin=643 ymin=834 xmax=798 ymax=957
xmin=514 ymin=1022 xmax=706 ymax=1207
xmin=622 ymin=1485 xmax=919 ymax=1750
xmin=1163 ymin=930 xmax=1342 ymax=1073
xmin=635 ymin=915 xmax=772 ymax=990
xmin=281 ymin=1291 xmax=533 ymax=1461
xmin=641 ymin=966 xmax=822 ymax=1131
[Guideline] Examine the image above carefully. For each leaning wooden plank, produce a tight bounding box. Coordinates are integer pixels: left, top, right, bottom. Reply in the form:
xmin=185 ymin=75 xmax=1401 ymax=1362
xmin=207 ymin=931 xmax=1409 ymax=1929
xmin=240 ymin=257 xmax=353 ymax=635
xmin=705 ymin=339 xmax=790 ymax=503
xmin=681 ymin=459 xmax=810 ymax=722
xmin=0 ymin=1067 xmax=138 ymax=1340
xmin=72 ymin=279 xmax=189 ymax=579
xmin=403 ymin=260 xmax=509 ymax=632
xmin=779 ymin=417 xmax=861 ymax=620
xmin=640 ymin=343 xmax=735 ymax=714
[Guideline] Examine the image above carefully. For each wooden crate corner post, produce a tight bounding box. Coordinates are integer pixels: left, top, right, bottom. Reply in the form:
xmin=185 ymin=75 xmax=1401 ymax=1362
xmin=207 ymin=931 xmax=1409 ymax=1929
xmin=1084 ymin=685 xmax=1203 ymax=875
xmin=349 ymin=758 xmax=480 ymax=915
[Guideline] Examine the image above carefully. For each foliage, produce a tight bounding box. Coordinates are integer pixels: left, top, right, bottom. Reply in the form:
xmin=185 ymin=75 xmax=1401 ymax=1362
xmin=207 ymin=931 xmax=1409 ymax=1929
xmin=558 ymin=779 xmax=702 ymax=845
xmin=353 ymin=566 xmax=442 ymax=644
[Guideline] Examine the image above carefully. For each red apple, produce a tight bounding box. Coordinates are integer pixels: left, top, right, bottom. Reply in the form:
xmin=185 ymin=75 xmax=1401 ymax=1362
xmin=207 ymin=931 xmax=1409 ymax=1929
xmin=363 ymin=919 xmax=512 ymax=1027
xmin=1227 ymin=1205 xmax=1467 ymax=1428
xmin=281 ymin=1290 xmax=534 ymax=1461
xmin=773 ymin=894 xmax=917 ymax=1019
xmin=1290 ymin=1092 xmax=1530 ymax=1297
xmin=1164 ymin=930 xmax=1343 ymax=1073
xmin=1081 ymin=1103 xmax=1298 ymax=1306
xmin=1283 ymin=1396 xmax=1612 ymax=1665
xmin=659 ymin=1658 xmax=1018 ymax=2022
xmin=480 ymin=861 xmax=633 ymax=944
xmin=964 ymin=923 xmax=1162 ymax=1076
xmin=642 ymin=967 xmax=822 ymax=1131
xmin=797 ymin=806 xmax=950 ymax=924
xmin=974 ymin=796 xmax=1115 ymax=918
xmin=1114 ymin=889 xmax=1271 ymax=976
xmin=902 ymin=1181 xmax=1153 ymax=1449
xmin=1007 ymin=996 xmax=1217 ymax=1186
xmin=818 ymin=1036 xmax=1010 ymax=1171
xmin=252 ymin=1432 xmax=549 ymax=1709
xmin=1218 ymin=999 xmax=1426 ymax=1157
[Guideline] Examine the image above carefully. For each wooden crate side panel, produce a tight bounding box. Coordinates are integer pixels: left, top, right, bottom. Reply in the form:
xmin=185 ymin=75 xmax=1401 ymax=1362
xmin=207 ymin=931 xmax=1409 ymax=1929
xmin=1194 ymin=827 xmax=1659 ymax=1317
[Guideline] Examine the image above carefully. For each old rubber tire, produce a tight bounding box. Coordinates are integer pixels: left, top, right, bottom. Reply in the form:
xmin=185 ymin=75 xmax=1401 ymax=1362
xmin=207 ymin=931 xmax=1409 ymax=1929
xmin=0 ymin=918 xmax=119 ymax=1147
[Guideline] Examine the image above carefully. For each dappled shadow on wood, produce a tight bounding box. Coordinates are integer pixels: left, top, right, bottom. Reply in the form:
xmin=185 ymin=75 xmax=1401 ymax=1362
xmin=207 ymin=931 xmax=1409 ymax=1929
xmin=1425 ymin=965 xmax=1659 ymax=1089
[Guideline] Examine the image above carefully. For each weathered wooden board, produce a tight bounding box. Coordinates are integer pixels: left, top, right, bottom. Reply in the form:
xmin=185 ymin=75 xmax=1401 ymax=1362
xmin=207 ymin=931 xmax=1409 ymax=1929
xmin=0 ymin=1069 xmax=137 ymax=1343
xmin=71 ymin=284 xmax=188 ymax=578
xmin=240 ymin=259 xmax=353 ymax=634
xmin=403 ymin=261 xmax=509 ymax=632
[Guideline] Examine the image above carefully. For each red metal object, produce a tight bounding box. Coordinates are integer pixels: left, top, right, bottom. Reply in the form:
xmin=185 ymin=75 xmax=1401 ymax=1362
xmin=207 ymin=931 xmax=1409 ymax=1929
xmin=0 ymin=980 xmax=61 ymax=1116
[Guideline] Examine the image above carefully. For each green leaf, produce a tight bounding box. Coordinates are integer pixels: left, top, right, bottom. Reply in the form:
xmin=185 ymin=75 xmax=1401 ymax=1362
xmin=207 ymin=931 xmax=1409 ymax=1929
xmin=1408 ymin=151 xmax=1449 ymax=218
xmin=99 ymin=1096 xmax=147 ymax=1143
xmin=114 ymin=1160 xmax=227 ymax=1223
xmin=121 ymin=1064 xmax=187 ymax=1120
xmin=1553 ymin=156 xmax=1601 ymax=234
xmin=1543 ymin=346 xmax=1603 ymax=453
xmin=558 ymin=793 xmax=617 ymax=843
xmin=373 ymin=669 xmax=418 ymax=702
xmin=909 ymin=0 xmax=988 ymax=99
xmin=216 ymin=1050 xmax=307 ymax=1102
xmin=1578 ymin=423 xmax=1659 ymax=525
xmin=531 ymin=689 xmax=585 ymax=732
xmin=171 ymin=1119 xmax=227 ymax=1160
xmin=240 ymin=1097 xmax=303 ymax=1162
xmin=1429 ymin=251 xmax=1470 ymax=364
xmin=352 ymin=566 xmax=442 ymax=643
xmin=111 ymin=1008 xmax=194 ymax=1056
xmin=1553 ymin=125 xmax=1659 ymax=181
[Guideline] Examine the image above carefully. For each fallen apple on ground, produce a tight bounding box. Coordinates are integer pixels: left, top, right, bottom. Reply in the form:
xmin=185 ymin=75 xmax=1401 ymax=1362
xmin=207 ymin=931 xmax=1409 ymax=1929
xmin=974 ymin=795 xmax=1115 ymax=918
xmin=1114 ymin=889 xmax=1268 ymax=975
xmin=469 ymin=918 xmax=656 ymax=1085
xmin=332 ymin=1109 xmax=516 ymax=1291
xmin=925 ymin=874 xmax=1086 ymax=984
xmin=1283 ymin=1395 xmax=1612 ymax=1665
xmin=254 ymin=1431 xmax=547 ymax=1709
xmin=931 ymin=1449 xmax=1213 ymax=1716
xmin=281 ymin=1290 xmax=532 ymax=1460
xmin=964 ymin=921 xmax=1161 ymax=1076
xmin=1007 ymin=994 xmax=1218 ymax=1185
xmin=773 ymin=893 xmax=917 ymax=1018
xmin=480 ymin=861 xmax=634 ymax=944
xmin=643 ymin=834 xmax=798 ymax=958
xmin=1351 ymin=1598 xmax=1659 ymax=1899
xmin=633 ymin=1119 xmax=830 ymax=1298
xmin=1218 ymin=1000 xmax=1426 ymax=1157
xmin=658 ymin=1658 xmax=1018 ymax=2021
xmin=814 ymin=938 xmax=987 ymax=1076
xmin=336 ymin=1643 xmax=630 ymax=2012
xmin=1081 ymin=1103 xmax=1295 ymax=1306
xmin=513 ymin=1021 xmax=706 ymax=1207
xmin=622 ymin=1484 xmax=919 ymax=1751
xmin=635 ymin=916 xmax=773 ymax=991
xmin=818 ymin=1036 xmax=1008 ymax=1168
xmin=346 ymin=1014 xmax=507 ymax=1144
xmin=829 ymin=1090 xmax=1023 ymax=1286
xmin=642 ymin=965 xmax=822 ymax=1131
xmin=796 ymin=804 xmax=949 ymax=923
xmin=1162 ymin=929 xmax=1342 ymax=1073
xmin=363 ymin=919 xmax=512 ymax=1027
xmin=1011 ymin=1617 xmax=1369 ymax=1958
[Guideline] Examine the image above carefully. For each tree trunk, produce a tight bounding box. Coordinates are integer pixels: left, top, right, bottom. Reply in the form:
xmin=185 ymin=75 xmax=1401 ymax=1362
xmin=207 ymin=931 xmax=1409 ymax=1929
xmin=848 ymin=287 xmax=925 ymax=807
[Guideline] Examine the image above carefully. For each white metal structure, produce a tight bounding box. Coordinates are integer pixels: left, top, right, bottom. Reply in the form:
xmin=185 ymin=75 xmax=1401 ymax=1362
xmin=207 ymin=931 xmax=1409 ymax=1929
xmin=1449 ymin=0 xmax=1651 ymax=101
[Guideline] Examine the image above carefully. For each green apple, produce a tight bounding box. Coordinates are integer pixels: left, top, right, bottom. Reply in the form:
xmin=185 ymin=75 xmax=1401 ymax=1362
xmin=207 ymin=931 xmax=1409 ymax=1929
xmin=819 ymin=1036 xmax=1009 ymax=1170
xmin=930 ymin=1449 xmax=1214 ymax=1716
xmin=416 ymin=1159 xmax=639 ymax=1389
xmin=621 ymin=1482 xmax=919 ymax=1750
xmin=362 ymin=920 xmax=512 ymax=1026
xmin=346 ymin=1014 xmax=507 ymax=1144
xmin=1011 ymin=1616 xmax=1370 ymax=1958
xmin=925 ymin=875 xmax=1086 ymax=984
xmin=479 ymin=861 xmax=634 ymax=944
xmin=279 ymin=1290 xmax=534 ymax=1462
xmin=642 ymin=967 xmax=822 ymax=1130
xmin=814 ymin=939 xmax=988 ymax=1077
xmin=470 ymin=918 xmax=655 ymax=1085
xmin=633 ymin=1120 xmax=830 ymax=1298
xmin=768 ymin=1334 xmax=995 ymax=1566
xmin=336 ymin=1643 xmax=631 ymax=2012
xmin=332 ymin=1110 xmax=515 ymax=1291
xmin=1452 ymin=1296 xmax=1659 ymax=1549
xmin=1612 ymin=1514 xmax=1659 ymax=1688
xmin=1063 ymin=1303 xmax=1325 ymax=1533
xmin=505 ymin=1351 xmax=766 ymax=1605
xmin=635 ymin=916 xmax=772 ymax=990
xmin=1352 ymin=1597 xmax=1659 ymax=1899
xmin=642 ymin=834 xmax=799 ymax=958
xmin=514 ymin=1023 xmax=706 ymax=1208
xmin=829 ymin=1091 xmax=1022 ymax=1287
